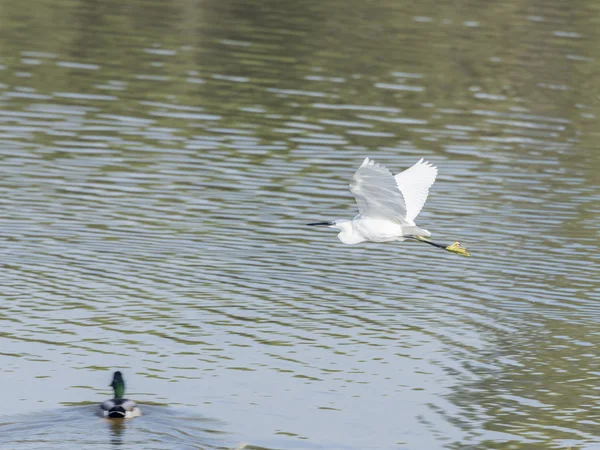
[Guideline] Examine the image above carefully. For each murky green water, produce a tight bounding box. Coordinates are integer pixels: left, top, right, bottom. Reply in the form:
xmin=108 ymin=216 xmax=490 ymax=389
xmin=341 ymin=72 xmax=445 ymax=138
xmin=1 ymin=0 xmax=599 ymax=449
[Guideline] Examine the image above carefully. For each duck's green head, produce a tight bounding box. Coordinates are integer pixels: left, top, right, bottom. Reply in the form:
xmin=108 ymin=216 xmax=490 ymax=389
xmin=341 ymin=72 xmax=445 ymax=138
xmin=111 ymin=371 xmax=125 ymax=399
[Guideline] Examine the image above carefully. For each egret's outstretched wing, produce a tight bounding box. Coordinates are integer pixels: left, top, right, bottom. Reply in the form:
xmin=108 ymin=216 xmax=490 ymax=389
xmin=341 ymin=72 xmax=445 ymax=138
xmin=394 ymin=158 xmax=437 ymax=223
xmin=349 ymin=157 xmax=408 ymax=223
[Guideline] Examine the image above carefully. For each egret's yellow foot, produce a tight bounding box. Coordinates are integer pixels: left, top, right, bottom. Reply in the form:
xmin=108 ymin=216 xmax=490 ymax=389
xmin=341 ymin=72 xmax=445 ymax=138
xmin=445 ymin=242 xmax=470 ymax=256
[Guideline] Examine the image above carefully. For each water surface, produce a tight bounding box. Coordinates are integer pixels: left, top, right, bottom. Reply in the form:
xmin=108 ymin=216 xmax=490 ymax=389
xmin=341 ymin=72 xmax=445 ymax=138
xmin=1 ymin=0 xmax=599 ymax=449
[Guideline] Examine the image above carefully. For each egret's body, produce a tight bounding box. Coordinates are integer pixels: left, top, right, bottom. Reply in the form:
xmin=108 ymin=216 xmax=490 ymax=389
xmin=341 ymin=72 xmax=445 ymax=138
xmin=335 ymin=217 xmax=431 ymax=244
xmin=308 ymin=157 xmax=469 ymax=256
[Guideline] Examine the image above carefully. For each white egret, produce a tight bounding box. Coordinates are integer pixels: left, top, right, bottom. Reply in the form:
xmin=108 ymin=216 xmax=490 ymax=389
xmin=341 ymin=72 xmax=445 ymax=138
xmin=308 ymin=157 xmax=470 ymax=256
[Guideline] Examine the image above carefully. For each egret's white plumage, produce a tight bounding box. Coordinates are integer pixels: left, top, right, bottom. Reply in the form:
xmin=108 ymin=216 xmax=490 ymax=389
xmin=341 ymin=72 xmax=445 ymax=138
xmin=393 ymin=158 xmax=438 ymax=224
xmin=308 ymin=157 xmax=469 ymax=255
xmin=350 ymin=157 xmax=437 ymax=227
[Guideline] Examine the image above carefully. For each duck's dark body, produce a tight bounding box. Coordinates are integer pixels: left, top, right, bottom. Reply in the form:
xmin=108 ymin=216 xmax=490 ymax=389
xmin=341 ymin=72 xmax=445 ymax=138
xmin=100 ymin=397 xmax=140 ymax=418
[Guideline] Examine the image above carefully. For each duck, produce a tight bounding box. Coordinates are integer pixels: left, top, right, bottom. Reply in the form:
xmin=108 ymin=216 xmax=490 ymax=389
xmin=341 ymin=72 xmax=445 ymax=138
xmin=100 ymin=371 xmax=142 ymax=419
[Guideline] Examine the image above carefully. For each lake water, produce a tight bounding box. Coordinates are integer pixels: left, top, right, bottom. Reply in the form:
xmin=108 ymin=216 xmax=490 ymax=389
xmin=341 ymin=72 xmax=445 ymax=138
xmin=1 ymin=0 xmax=599 ymax=449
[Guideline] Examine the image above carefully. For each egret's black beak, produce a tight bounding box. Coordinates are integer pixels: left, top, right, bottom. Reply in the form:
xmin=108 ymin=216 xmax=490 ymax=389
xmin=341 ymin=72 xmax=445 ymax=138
xmin=307 ymin=222 xmax=333 ymax=227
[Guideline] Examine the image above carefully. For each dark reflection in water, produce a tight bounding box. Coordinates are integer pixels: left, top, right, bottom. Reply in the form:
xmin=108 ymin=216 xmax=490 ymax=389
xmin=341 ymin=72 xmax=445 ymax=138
xmin=0 ymin=0 xmax=599 ymax=449
xmin=107 ymin=419 xmax=126 ymax=447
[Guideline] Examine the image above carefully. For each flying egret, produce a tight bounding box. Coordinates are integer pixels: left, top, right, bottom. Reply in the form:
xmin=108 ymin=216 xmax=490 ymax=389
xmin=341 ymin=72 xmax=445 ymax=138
xmin=308 ymin=157 xmax=470 ymax=256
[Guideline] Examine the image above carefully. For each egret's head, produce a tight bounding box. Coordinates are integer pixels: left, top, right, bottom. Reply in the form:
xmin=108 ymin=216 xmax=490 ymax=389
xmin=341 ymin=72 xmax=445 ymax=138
xmin=307 ymin=219 xmax=352 ymax=232
xmin=307 ymin=219 xmax=362 ymax=244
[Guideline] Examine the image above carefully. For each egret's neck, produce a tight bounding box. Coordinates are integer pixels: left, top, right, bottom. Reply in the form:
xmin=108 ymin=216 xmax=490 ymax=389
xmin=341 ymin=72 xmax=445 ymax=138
xmin=336 ymin=221 xmax=365 ymax=245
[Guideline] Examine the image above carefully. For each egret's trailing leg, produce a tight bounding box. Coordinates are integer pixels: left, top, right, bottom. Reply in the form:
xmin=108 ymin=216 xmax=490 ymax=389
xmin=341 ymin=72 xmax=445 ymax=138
xmin=409 ymin=236 xmax=470 ymax=256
